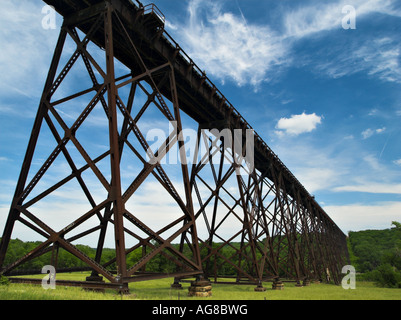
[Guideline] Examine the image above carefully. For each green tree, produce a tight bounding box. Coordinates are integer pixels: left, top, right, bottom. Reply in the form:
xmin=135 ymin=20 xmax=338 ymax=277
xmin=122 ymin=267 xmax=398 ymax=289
xmin=392 ymin=221 xmax=401 ymax=231
xmin=382 ymin=248 xmax=401 ymax=270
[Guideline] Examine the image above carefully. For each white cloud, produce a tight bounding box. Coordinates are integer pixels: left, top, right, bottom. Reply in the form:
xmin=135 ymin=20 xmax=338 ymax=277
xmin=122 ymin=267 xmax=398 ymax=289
xmin=393 ymin=159 xmax=401 ymax=166
xmin=275 ymin=112 xmax=322 ymax=136
xmin=325 ymin=202 xmax=401 ymax=232
xmin=361 ymin=129 xmax=374 ymax=139
xmin=333 ymin=183 xmax=401 ymax=194
xmin=361 ymin=127 xmax=386 ymax=139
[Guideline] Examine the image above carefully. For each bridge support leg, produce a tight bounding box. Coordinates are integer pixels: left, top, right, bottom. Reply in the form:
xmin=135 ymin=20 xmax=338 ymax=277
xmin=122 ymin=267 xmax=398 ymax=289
xmin=272 ymin=278 xmax=284 ymax=290
xmin=171 ymin=277 xmax=183 ymax=290
xmin=188 ymin=278 xmax=212 ymax=298
xmin=85 ymin=273 xmax=106 ymax=293
xmin=254 ymin=281 xmax=266 ymax=292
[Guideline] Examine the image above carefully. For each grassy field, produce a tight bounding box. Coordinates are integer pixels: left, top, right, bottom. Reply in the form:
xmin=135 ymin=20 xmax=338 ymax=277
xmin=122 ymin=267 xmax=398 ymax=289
xmin=0 ymin=272 xmax=400 ymax=300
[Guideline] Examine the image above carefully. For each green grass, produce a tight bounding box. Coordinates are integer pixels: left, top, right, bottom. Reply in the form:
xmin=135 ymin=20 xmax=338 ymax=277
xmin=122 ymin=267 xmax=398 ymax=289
xmin=0 ymin=272 xmax=400 ymax=300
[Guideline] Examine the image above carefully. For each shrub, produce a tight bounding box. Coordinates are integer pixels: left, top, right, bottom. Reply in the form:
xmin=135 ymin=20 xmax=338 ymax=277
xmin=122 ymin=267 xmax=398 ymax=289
xmin=371 ymin=264 xmax=401 ymax=288
xmin=0 ymin=275 xmax=9 ymax=286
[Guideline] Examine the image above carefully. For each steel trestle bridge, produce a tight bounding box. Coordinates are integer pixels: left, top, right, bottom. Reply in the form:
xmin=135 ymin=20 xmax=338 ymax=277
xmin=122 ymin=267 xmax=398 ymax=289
xmin=0 ymin=0 xmax=349 ymax=293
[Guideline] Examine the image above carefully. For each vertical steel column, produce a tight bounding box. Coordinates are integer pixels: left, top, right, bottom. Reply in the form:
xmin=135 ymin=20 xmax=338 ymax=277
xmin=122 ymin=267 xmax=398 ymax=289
xmin=204 ymin=141 xmax=225 ymax=280
xmin=169 ymin=69 xmax=202 ymax=272
xmin=234 ymin=147 xmax=262 ymax=287
xmin=104 ymin=3 xmax=127 ymax=285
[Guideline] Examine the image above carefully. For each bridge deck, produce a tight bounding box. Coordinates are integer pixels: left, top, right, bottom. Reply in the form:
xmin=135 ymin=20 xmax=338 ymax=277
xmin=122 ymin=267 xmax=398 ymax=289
xmin=43 ymin=0 xmax=342 ymax=234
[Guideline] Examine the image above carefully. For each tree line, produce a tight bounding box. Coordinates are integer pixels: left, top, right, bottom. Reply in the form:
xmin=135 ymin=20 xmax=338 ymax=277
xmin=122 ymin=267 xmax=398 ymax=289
xmin=348 ymin=221 xmax=401 ymax=288
xmin=1 ymin=221 xmax=400 ymax=288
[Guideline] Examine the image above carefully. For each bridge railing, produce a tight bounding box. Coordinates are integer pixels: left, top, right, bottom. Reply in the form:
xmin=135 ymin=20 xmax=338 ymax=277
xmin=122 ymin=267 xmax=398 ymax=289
xmin=143 ymin=3 xmax=165 ymax=25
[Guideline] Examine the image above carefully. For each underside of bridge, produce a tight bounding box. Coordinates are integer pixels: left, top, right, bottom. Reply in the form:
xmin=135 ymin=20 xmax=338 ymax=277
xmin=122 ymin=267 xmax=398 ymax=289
xmin=0 ymin=0 xmax=349 ymax=293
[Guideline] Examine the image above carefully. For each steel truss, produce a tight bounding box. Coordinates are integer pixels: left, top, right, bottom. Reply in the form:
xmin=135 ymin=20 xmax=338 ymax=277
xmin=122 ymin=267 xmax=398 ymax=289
xmin=0 ymin=0 xmax=349 ymax=292
xmin=193 ymin=135 xmax=349 ymax=287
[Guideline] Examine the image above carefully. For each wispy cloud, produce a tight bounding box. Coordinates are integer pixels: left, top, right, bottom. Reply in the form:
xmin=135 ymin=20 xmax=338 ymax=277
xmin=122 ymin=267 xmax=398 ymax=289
xmin=354 ymin=38 xmax=401 ymax=83
xmin=333 ymin=183 xmax=401 ymax=194
xmin=176 ymin=0 xmax=289 ymax=87
xmin=310 ymin=36 xmax=401 ymax=83
xmin=329 ymin=151 xmax=401 ymax=198
xmin=284 ymin=0 xmax=401 ymax=39
xmin=283 ymin=1 xmax=344 ymax=39
xmin=363 ymin=154 xmax=384 ymax=171
xmin=170 ymin=0 xmax=401 ymax=89
xmin=0 ymin=1 xmax=60 ymax=99
xmin=271 ymin=128 xmax=401 ymax=199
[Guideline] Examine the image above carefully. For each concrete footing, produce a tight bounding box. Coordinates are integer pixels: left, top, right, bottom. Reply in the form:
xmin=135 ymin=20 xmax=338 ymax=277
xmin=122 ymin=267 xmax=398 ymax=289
xmin=188 ymin=280 xmax=212 ymax=297
xmin=254 ymin=285 xmax=267 ymax=292
xmin=272 ymin=280 xmax=284 ymax=290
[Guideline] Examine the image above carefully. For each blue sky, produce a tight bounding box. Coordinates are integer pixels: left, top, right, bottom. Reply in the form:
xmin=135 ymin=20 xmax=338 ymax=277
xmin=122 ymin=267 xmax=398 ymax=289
xmin=1 ymin=0 xmax=401 ymax=245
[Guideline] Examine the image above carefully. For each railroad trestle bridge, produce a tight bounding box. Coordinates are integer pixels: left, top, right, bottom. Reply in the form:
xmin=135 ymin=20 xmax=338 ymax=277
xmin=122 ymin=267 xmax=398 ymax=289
xmin=0 ymin=0 xmax=349 ymax=293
